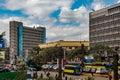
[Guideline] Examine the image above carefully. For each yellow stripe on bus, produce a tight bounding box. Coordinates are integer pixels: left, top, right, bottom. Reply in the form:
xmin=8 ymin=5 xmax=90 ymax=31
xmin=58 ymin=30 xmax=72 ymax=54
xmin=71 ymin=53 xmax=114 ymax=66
xmin=64 ymin=69 xmax=74 ymax=73
xmin=118 ymin=66 xmax=120 ymax=69
xmin=92 ymin=66 xmax=105 ymax=68
xmin=85 ymin=66 xmax=92 ymax=68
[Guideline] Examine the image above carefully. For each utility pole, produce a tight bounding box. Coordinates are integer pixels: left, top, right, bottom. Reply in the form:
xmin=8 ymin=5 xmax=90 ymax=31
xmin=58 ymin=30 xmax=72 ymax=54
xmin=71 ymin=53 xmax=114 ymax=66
xmin=113 ymin=46 xmax=119 ymax=80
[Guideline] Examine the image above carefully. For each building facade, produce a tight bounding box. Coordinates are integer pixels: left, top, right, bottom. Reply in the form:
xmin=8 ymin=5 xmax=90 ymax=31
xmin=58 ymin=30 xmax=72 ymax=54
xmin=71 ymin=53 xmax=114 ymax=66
xmin=39 ymin=40 xmax=89 ymax=51
xmin=89 ymin=3 xmax=120 ymax=48
xmin=10 ymin=21 xmax=46 ymax=62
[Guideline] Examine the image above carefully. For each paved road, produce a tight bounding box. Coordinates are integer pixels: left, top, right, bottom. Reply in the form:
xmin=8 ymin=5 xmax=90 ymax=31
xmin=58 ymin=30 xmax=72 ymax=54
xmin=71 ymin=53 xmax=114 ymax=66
xmin=27 ymin=71 xmax=108 ymax=80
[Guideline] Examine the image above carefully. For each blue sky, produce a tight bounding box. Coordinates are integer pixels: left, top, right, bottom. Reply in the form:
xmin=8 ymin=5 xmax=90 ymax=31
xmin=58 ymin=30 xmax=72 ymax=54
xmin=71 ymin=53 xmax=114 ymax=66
xmin=0 ymin=0 xmax=120 ymax=45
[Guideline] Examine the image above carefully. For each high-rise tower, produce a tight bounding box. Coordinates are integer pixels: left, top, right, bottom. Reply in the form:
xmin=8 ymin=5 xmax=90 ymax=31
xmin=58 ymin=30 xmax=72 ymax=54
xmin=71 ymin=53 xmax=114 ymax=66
xmin=10 ymin=21 xmax=46 ymax=63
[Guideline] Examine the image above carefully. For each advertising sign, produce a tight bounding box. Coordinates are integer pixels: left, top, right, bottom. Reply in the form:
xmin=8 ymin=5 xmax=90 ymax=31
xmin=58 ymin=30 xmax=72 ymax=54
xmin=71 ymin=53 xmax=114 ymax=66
xmin=0 ymin=40 xmax=5 ymax=48
xmin=0 ymin=51 xmax=5 ymax=59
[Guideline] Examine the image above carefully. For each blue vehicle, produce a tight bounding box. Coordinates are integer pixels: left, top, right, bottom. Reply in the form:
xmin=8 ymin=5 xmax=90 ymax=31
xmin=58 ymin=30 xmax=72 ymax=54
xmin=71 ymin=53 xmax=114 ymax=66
xmin=29 ymin=65 xmax=37 ymax=71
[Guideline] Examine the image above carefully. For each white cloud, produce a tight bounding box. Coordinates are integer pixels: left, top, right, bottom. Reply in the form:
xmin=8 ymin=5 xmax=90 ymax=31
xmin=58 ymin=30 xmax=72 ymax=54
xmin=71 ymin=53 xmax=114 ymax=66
xmin=91 ymin=0 xmax=105 ymax=11
xmin=1 ymin=0 xmax=89 ymax=44
xmin=4 ymin=0 xmax=73 ymax=22
xmin=46 ymin=23 xmax=89 ymax=42
xmin=117 ymin=0 xmax=120 ymax=3
xmin=59 ymin=6 xmax=89 ymax=23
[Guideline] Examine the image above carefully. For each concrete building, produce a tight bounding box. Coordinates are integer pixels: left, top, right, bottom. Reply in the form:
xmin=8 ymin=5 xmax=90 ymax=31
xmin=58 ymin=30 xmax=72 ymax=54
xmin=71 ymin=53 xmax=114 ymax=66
xmin=89 ymin=3 xmax=120 ymax=48
xmin=10 ymin=21 xmax=46 ymax=62
xmin=39 ymin=40 xmax=89 ymax=51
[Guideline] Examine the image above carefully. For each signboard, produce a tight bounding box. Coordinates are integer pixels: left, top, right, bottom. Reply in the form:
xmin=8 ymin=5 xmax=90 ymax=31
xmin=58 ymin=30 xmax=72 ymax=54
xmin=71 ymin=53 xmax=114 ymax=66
xmin=0 ymin=40 xmax=5 ymax=48
xmin=0 ymin=51 xmax=5 ymax=59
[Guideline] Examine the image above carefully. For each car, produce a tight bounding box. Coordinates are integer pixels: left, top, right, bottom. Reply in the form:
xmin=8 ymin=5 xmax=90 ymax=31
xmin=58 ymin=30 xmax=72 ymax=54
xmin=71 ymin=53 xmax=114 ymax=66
xmin=0 ymin=67 xmax=4 ymax=72
xmin=96 ymin=68 xmax=101 ymax=74
xmin=42 ymin=64 xmax=50 ymax=70
xmin=83 ymin=68 xmax=91 ymax=73
xmin=90 ymin=68 xmax=96 ymax=73
xmin=29 ymin=65 xmax=37 ymax=71
xmin=53 ymin=65 xmax=58 ymax=70
xmin=101 ymin=68 xmax=108 ymax=74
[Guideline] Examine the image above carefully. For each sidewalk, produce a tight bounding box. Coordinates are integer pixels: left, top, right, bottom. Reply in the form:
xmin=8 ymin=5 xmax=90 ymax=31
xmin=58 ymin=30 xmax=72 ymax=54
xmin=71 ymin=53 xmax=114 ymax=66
xmin=81 ymin=72 xmax=108 ymax=77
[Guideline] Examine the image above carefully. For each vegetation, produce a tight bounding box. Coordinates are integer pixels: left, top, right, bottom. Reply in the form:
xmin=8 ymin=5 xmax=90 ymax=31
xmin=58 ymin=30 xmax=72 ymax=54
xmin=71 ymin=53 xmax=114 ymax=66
xmin=27 ymin=46 xmax=42 ymax=68
xmin=66 ymin=44 xmax=88 ymax=60
xmin=90 ymin=44 xmax=113 ymax=55
xmin=89 ymin=44 xmax=113 ymax=62
xmin=85 ymin=76 xmax=94 ymax=80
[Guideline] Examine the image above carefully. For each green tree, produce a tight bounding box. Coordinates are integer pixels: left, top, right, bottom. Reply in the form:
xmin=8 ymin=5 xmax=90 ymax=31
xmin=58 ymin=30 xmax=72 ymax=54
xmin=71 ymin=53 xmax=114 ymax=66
xmin=89 ymin=45 xmax=113 ymax=62
xmin=43 ymin=46 xmax=62 ymax=62
xmin=66 ymin=44 xmax=88 ymax=60
xmin=90 ymin=45 xmax=113 ymax=55
xmin=27 ymin=46 xmax=42 ymax=67
xmin=33 ymin=46 xmax=41 ymax=54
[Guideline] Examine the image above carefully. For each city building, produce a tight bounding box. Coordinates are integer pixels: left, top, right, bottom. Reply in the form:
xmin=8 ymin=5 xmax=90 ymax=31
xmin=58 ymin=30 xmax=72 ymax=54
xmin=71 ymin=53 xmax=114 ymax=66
xmin=10 ymin=21 xmax=46 ymax=63
xmin=89 ymin=3 xmax=120 ymax=48
xmin=39 ymin=40 xmax=89 ymax=51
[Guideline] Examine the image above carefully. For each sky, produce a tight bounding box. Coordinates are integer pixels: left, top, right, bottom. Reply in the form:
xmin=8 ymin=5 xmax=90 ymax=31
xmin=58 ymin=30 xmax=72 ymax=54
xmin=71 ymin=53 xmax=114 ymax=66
xmin=0 ymin=0 xmax=120 ymax=46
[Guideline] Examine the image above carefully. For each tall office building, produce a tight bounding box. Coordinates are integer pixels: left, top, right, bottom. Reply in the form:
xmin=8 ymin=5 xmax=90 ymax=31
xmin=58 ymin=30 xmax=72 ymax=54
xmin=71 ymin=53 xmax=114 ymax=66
xmin=10 ymin=21 xmax=46 ymax=62
xmin=89 ymin=3 xmax=120 ymax=48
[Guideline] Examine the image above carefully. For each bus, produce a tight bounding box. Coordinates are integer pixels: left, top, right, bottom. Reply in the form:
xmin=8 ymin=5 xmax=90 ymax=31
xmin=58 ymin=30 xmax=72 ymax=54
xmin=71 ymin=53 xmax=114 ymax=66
xmin=83 ymin=62 xmax=107 ymax=73
xmin=64 ymin=64 xmax=82 ymax=75
xmin=92 ymin=62 xmax=105 ymax=69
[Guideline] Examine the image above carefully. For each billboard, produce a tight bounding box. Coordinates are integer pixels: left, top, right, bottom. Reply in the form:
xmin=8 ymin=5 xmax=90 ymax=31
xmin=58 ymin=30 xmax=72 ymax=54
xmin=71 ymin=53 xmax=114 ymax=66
xmin=0 ymin=39 xmax=5 ymax=48
xmin=0 ymin=51 xmax=5 ymax=59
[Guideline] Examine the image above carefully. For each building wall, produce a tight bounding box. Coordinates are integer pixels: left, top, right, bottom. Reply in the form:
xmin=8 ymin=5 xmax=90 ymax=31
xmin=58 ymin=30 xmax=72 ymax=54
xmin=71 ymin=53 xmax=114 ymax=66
xmin=89 ymin=3 xmax=120 ymax=48
xmin=10 ymin=21 xmax=46 ymax=62
xmin=39 ymin=40 xmax=89 ymax=51
xmin=10 ymin=21 xmax=23 ymax=62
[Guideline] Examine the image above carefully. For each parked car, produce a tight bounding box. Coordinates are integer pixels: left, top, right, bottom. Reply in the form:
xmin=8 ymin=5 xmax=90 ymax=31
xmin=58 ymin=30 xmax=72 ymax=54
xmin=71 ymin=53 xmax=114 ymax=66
xmin=101 ymin=68 xmax=108 ymax=74
xmin=0 ymin=67 xmax=10 ymax=72
xmin=0 ymin=67 xmax=4 ymax=72
xmin=96 ymin=68 xmax=101 ymax=74
xmin=29 ymin=65 xmax=37 ymax=71
xmin=90 ymin=68 xmax=96 ymax=73
xmin=83 ymin=68 xmax=91 ymax=73
xmin=42 ymin=64 xmax=50 ymax=70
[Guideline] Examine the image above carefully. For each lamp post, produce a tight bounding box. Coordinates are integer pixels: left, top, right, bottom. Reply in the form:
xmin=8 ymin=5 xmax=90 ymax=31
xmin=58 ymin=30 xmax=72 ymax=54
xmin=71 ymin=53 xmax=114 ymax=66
xmin=113 ymin=46 xmax=119 ymax=80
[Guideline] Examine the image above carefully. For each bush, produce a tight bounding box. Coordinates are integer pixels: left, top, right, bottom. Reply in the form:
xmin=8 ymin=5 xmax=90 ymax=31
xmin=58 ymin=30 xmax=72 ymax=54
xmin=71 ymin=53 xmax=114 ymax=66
xmin=37 ymin=77 xmax=54 ymax=80
xmin=85 ymin=76 xmax=94 ymax=80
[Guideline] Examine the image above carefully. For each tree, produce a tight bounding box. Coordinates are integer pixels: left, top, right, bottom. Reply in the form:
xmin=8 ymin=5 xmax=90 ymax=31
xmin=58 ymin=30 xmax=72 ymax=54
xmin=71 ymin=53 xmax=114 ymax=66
xmin=89 ymin=45 xmax=113 ymax=62
xmin=0 ymin=32 xmax=5 ymax=40
xmin=33 ymin=46 xmax=41 ymax=54
xmin=42 ymin=46 xmax=63 ymax=62
xmin=66 ymin=44 xmax=88 ymax=61
xmin=27 ymin=46 xmax=42 ymax=67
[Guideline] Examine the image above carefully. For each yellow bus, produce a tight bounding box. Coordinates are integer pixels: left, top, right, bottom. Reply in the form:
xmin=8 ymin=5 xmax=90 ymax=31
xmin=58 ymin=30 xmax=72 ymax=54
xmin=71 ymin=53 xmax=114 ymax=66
xmin=64 ymin=64 xmax=82 ymax=75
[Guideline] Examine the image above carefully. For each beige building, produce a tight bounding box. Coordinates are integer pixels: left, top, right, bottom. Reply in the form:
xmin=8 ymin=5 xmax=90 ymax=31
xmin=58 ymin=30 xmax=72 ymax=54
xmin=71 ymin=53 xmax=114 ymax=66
xmin=39 ymin=40 xmax=89 ymax=51
xmin=89 ymin=3 xmax=120 ymax=48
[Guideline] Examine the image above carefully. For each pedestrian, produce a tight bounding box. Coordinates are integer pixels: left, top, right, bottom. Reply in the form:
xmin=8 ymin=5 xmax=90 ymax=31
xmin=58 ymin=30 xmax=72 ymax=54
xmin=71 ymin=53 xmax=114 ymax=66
xmin=63 ymin=72 xmax=65 ymax=77
xmin=46 ymin=72 xmax=50 ymax=78
xmin=109 ymin=75 xmax=112 ymax=80
xmin=44 ymin=70 xmax=47 ymax=74
xmin=65 ymin=76 xmax=67 ymax=80
xmin=91 ymin=72 xmax=93 ymax=77
xmin=40 ymin=73 xmax=43 ymax=78
xmin=55 ymin=74 xmax=57 ymax=80
xmin=69 ymin=77 xmax=72 ymax=80
xmin=108 ymin=69 xmax=112 ymax=80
